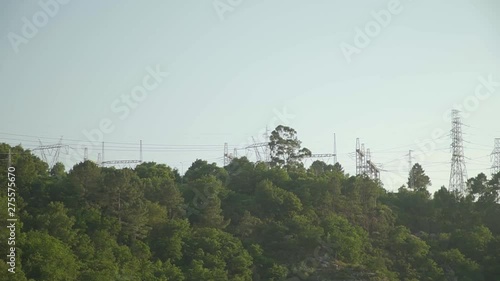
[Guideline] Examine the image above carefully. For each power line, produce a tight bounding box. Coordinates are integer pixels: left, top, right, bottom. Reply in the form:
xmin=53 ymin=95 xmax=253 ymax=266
xmin=0 ymin=131 xmax=237 ymax=148
xmin=1 ymin=127 xmax=499 ymax=189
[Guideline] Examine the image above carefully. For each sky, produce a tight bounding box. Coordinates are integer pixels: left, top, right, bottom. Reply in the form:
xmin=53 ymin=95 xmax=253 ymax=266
xmin=1 ymin=0 xmax=499 ymax=193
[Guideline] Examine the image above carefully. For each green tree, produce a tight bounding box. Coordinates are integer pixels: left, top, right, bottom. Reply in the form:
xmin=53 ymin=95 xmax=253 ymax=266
xmin=254 ymin=180 xmax=303 ymax=220
xmin=100 ymin=168 xmax=149 ymax=242
xmin=308 ymin=160 xmax=335 ymax=176
xmin=183 ymin=159 xmax=228 ymax=183
xmin=4 ymin=142 xmax=500 ymax=281
xmin=33 ymin=201 xmax=77 ymax=245
xmin=182 ymin=228 xmax=253 ymax=281
xmin=148 ymin=218 xmax=190 ymax=262
xmin=269 ymin=125 xmax=311 ymax=167
xmin=50 ymin=162 xmax=66 ymax=179
xmin=136 ymin=162 xmax=184 ymax=219
xmin=386 ymin=226 xmax=443 ymax=281
xmin=184 ymin=176 xmax=229 ymax=229
xmin=21 ymin=231 xmax=79 ymax=281
xmin=65 ymin=160 xmax=103 ymax=209
xmin=408 ymin=163 xmax=431 ymax=192
xmin=436 ymin=249 xmax=482 ymax=281
xmin=450 ymin=225 xmax=493 ymax=263
xmin=225 ymin=157 xmax=256 ymax=194
xmin=321 ymin=214 xmax=368 ymax=264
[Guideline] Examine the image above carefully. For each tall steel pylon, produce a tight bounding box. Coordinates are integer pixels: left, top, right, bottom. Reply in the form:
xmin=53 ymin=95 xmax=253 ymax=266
xmin=491 ymin=138 xmax=500 ymax=176
xmin=223 ymin=143 xmax=239 ymax=166
xmin=366 ymin=148 xmax=380 ymax=180
xmin=333 ymin=133 xmax=338 ymax=164
xmin=263 ymin=127 xmax=271 ymax=163
xmin=100 ymin=141 xmax=143 ymax=168
xmin=251 ymin=137 xmax=262 ymax=162
xmin=449 ymin=110 xmax=468 ymax=195
xmin=242 ymin=129 xmax=271 ymax=164
xmin=224 ymin=143 xmax=230 ymax=166
xmin=84 ymin=147 xmax=89 ymax=161
xmin=355 ymin=138 xmax=380 ymax=179
xmin=408 ymin=150 xmax=414 ymax=189
xmin=33 ymin=137 xmax=69 ymax=168
xmin=223 ymin=143 xmax=237 ymax=166
xmin=356 ymin=138 xmax=366 ymax=176
xmin=302 ymin=153 xmax=336 ymax=166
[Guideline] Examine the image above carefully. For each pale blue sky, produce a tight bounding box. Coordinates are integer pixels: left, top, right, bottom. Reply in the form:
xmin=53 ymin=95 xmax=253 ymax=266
xmin=1 ymin=0 xmax=499 ymax=192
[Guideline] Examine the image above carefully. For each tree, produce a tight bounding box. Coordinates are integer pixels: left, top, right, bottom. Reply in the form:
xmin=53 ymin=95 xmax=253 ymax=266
xmin=183 ymin=159 xmax=228 ymax=184
xmin=269 ymin=125 xmax=311 ymax=167
xmin=65 ymin=160 xmax=103 ymax=209
xmin=4 ymin=142 xmax=500 ymax=281
xmin=450 ymin=225 xmax=493 ymax=263
xmin=148 ymin=218 xmax=190 ymax=262
xmin=308 ymin=160 xmax=334 ymax=176
xmin=182 ymin=228 xmax=254 ymax=281
xmin=33 ymin=201 xmax=77 ymax=245
xmin=99 ymin=168 xmax=150 ymax=242
xmin=183 ymin=176 xmax=229 ymax=229
xmin=136 ymin=162 xmax=184 ymax=219
xmin=232 ymin=211 xmax=262 ymax=238
xmin=468 ymin=173 xmax=499 ymax=204
xmin=386 ymin=226 xmax=443 ymax=280
xmin=408 ymin=163 xmax=431 ymax=192
xmin=436 ymin=249 xmax=482 ymax=281
xmin=86 ymin=230 xmax=143 ymax=280
xmin=224 ymin=157 xmax=256 ymax=194
xmin=21 ymin=231 xmax=79 ymax=281
xmin=50 ymin=162 xmax=66 ymax=179
xmin=254 ymin=180 xmax=303 ymax=220
xmin=321 ymin=214 xmax=368 ymax=264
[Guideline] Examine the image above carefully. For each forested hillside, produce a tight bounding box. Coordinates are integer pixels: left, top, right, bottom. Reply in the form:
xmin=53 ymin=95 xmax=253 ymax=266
xmin=1 ymin=130 xmax=500 ymax=280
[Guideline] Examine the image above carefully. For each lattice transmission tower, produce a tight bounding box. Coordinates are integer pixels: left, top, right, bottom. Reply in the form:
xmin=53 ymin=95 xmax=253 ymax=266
xmin=355 ymin=138 xmax=380 ymax=180
xmin=356 ymin=138 xmax=366 ymax=176
xmin=366 ymin=149 xmax=380 ymax=180
xmin=223 ymin=143 xmax=238 ymax=166
xmin=491 ymin=138 xmax=500 ymax=176
xmin=100 ymin=140 xmax=143 ymax=167
xmin=33 ymin=137 xmax=69 ymax=168
xmin=449 ymin=110 xmax=468 ymax=195
xmin=334 ymin=133 xmax=338 ymax=164
xmin=302 ymin=134 xmax=338 ymax=166
xmin=408 ymin=150 xmax=415 ymax=189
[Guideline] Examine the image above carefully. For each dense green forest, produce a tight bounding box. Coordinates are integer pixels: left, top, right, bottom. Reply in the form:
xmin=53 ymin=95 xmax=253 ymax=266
xmin=1 ymin=126 xmax=500 ymax=280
